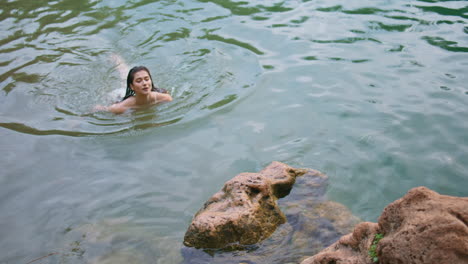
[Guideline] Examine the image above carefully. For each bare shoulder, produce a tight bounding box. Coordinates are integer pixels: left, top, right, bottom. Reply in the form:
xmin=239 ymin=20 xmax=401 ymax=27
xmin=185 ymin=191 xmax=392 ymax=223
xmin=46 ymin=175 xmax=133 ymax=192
xmin=108 ymin=98 xmax=134 ymax=114
xmin=107 ymin=104 xmax=127 ymax=114
xmin=156 ymin=92 xmax=173 ymax=102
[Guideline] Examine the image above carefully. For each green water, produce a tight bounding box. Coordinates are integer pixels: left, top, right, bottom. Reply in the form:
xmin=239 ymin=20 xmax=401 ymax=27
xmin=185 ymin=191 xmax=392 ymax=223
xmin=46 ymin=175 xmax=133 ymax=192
xmin=0 ymin=0 xmax=467 ymax=263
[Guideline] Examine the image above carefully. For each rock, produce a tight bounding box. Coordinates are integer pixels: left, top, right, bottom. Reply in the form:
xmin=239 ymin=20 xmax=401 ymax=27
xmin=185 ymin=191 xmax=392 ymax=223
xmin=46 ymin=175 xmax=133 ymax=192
xmin=378 ymin=187 xmax=468 ymax=264
xmin=183 ymin=161 xmax=308 ymax=249
xmin=301 ymin=187 xmax=468 ymax=264
xmin=300 ymin=221 xmax=379 ymax=264
xmin=65 ymin=218 xmax=183 ymax=264
xmin=288 ymin=200 xmax=362 ymax=258
xmin=182 ymin=163 xmax=361 ymax=264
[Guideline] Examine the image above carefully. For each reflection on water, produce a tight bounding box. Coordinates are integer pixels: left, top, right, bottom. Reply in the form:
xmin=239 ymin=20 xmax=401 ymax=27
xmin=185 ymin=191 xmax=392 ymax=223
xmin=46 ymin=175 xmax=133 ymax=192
xmin=1 ymin=0 xmax=467 ymax=263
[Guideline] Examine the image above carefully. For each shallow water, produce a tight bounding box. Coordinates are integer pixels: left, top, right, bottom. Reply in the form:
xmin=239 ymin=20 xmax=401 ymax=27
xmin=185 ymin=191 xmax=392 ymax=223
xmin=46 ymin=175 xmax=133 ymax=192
xmin=0 ymin=0 xmax=467 ymax=263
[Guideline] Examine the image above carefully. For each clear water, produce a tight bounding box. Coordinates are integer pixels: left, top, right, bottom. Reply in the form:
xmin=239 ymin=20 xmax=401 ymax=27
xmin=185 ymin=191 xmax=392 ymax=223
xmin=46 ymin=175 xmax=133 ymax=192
xmin=0 ymin=0 xmax=467 ymax=263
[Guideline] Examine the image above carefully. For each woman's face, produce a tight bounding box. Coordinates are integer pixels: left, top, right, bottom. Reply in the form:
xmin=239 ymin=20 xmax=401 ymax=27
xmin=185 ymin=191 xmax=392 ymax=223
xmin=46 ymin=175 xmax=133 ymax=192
xmin=130 ymin=70 xmax=152 ymax=95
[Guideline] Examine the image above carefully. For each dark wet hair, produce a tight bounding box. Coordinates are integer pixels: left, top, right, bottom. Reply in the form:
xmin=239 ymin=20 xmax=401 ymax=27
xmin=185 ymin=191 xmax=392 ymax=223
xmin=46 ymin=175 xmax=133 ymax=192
xmin=122 ymin=66 xmax=168 ymax=101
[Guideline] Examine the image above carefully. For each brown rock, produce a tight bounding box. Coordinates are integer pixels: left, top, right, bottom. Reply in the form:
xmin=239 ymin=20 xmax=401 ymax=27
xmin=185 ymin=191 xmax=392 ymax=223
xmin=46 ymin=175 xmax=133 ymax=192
xmin=301 ymin=187 xmax=468 ymax=264
xmin=377 ymin=187 xmax=468 ymax=264
xmin=300 ymin=222 xmax=379 ymax=264
xmin=181 ymin=165 xmax=362 ymax=264
xmin=289 ymin=201 xmax=362 ymax=256
xmin=183 ymin=161 xmax=308 ymax=249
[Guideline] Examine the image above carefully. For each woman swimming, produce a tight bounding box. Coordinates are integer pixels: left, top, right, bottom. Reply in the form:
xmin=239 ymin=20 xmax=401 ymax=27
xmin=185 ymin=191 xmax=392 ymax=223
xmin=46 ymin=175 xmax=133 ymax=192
xmin=95 ymin=66 xmax=172 ymax=114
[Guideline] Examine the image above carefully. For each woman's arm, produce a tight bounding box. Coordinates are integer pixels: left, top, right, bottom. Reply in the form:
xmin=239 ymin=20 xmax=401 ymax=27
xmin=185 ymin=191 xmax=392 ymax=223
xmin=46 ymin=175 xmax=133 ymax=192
xmin=107 ymin=103 xmax=127 ymax=114
xmin=93 ymin=102 xmax=127 ymax=114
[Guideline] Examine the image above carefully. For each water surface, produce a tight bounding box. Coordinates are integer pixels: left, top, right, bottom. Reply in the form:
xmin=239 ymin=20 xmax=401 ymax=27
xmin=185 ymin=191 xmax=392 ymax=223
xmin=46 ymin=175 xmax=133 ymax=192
xmin=1 ymin=0 xmax=467 ymax=263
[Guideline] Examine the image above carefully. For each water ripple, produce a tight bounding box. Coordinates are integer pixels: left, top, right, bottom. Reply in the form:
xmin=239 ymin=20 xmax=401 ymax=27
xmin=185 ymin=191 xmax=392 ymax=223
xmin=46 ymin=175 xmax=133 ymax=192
xmin=0 ymin=0 xmax=262 ymax=136
xmin=1 ymin=1 xmax=468 ymax=263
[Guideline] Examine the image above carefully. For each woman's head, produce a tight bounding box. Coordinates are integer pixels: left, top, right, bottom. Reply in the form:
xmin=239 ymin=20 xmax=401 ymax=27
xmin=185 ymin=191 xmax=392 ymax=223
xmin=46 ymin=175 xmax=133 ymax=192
xmin=122 ymin=66 xmax=168 ymax=101
xmin=127 ymin=66 xmax=155 ymax=90
xmin=122 ymin=66 xmax=155 ymax=101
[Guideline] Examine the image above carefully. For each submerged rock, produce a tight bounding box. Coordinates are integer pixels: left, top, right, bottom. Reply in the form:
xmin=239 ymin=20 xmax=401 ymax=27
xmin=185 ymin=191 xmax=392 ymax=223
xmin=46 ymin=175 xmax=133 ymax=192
xmin=301 ymin=187 xmax=468 ymax=264
xmin=183 ymin=161 xmax=309 ymax=249
xmin=60 ymin=218 xmax=183 ymax=264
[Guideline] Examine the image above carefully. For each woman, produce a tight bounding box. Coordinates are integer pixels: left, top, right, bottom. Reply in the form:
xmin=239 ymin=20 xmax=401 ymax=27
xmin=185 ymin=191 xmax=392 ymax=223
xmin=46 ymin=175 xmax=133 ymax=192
xmin=95 ymin=66 xmax=172 ymax=114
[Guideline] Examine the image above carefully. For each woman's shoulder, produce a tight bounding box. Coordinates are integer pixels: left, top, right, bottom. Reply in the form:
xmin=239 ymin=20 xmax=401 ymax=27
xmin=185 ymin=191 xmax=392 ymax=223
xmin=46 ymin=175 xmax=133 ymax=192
xmin=120 ymin=96 xmax=136 ymax=105
xmin=155 ymin=91 xmax=173 ymax=102
xmin=107 ymin=104 xmax=127 ymax=114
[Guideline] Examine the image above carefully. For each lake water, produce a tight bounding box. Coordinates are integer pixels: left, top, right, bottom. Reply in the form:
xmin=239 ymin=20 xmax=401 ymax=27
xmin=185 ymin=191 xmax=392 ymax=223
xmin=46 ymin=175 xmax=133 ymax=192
xmin=1 ymin=0 xmax=467 ymax=263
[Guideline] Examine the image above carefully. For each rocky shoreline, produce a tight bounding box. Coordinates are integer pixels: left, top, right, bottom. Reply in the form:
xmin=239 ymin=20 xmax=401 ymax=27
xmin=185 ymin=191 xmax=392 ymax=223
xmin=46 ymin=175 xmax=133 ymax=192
xmin=183 ymin=162 xmax=468 ymax=264
xmin=301 ymin=186 xmax=468 ymax=264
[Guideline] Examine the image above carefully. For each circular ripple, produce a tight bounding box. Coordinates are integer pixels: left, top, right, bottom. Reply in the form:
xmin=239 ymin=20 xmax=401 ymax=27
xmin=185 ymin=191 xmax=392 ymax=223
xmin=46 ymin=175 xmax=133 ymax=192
xmin=0 ymin=1 xmax=263 ymax=137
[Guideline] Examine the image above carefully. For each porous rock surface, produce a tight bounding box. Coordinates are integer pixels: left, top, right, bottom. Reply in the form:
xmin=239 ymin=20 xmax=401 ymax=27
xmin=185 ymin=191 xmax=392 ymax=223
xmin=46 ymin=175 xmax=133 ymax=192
xmin=182 ymin=163 xmax=361 ymax=264
xmin=301 ymin=186 xmax=468 ymax=264
xmin=183 ymin=161 xmax=309 ymax=249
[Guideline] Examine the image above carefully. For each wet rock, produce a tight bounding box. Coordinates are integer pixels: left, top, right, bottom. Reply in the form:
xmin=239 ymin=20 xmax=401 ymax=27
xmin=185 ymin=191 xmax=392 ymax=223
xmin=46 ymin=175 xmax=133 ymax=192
xmin=301 ymin=187 xmax=468 ymax=264
xmin=300 ymin=221 xmax=379 ymax=264
xmin=287 ymin=200 xmax=361 ymax=258
xmin=183 ymin=161 xmax=308 ymax=249
xmin=182 ymin=162 xmax=361 ymax=264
